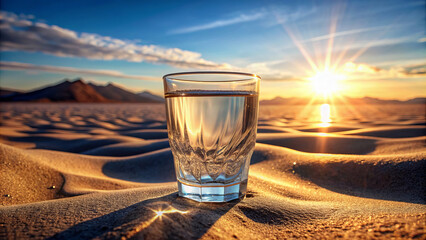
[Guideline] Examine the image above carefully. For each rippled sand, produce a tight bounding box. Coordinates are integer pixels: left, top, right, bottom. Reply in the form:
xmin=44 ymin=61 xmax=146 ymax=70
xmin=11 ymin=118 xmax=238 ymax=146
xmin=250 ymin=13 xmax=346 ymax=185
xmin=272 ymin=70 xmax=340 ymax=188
xmin=0 ymin=103 xmax=425 ymax=239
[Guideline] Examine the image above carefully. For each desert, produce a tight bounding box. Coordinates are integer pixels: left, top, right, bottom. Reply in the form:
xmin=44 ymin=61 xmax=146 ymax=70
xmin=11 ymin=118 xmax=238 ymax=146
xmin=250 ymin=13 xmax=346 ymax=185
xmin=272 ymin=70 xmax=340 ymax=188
xmin=0 ymin=102 xmax=424 ymax=239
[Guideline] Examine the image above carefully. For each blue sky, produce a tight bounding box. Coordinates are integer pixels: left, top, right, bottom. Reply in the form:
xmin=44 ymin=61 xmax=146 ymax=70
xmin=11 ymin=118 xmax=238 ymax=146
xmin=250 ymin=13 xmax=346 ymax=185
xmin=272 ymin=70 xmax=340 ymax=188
xmin=0 ymin=0 xmax=424 ymax=99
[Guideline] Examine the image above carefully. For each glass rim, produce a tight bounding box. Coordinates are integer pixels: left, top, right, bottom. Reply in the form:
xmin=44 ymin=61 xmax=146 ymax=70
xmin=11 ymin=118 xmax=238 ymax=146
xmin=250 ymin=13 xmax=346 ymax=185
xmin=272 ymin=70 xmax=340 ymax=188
xmin=163 ymin=71 xmax=261 ymax=83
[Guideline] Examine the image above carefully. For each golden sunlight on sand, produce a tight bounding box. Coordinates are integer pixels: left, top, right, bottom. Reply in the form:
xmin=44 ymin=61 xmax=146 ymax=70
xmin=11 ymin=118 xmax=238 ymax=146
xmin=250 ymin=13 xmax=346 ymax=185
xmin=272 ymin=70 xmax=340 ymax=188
xmin=0 ymin=103 xmax=425 ymax=239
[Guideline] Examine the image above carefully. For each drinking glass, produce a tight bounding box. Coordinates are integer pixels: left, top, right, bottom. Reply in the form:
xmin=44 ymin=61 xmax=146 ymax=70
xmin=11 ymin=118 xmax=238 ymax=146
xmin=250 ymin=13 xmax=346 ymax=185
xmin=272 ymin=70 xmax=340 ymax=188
xmin=163 ymin=72 xmax=260 ymax=202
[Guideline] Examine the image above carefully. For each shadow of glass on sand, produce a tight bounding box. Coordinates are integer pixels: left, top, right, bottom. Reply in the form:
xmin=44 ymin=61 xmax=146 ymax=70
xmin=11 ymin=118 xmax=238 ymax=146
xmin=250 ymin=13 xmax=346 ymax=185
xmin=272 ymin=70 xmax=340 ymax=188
xmin=48 ymin=192 xmax=240 ymax=239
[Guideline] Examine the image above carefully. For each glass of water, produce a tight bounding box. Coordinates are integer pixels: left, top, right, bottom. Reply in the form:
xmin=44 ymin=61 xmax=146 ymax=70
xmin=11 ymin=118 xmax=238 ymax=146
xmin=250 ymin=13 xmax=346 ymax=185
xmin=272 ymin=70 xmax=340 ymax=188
xmin=163 ymin=72 xmax=260 ymax=202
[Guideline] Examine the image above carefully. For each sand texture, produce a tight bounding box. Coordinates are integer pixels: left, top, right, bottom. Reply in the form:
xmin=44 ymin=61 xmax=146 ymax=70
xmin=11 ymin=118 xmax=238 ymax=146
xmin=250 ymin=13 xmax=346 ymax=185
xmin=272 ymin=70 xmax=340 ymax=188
xmin=0 ymin=103 xmax=425 ymax=239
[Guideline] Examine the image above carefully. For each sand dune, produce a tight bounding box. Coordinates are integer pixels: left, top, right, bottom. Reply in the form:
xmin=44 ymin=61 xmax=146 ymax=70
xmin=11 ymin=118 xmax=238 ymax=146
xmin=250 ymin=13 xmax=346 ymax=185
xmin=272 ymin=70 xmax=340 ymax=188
xmin=340 ymin=126 xmax=426 ymax=138
xmin=0 ymin=103 xmax=425 ymax=239
xmin=257 ymin=133 xmax=378 ymax=154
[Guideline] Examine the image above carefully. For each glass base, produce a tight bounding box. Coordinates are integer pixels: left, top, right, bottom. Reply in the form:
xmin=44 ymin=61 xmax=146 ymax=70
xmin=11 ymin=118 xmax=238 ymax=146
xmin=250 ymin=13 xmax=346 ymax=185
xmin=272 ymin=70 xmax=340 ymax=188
xmin=177 ymin=179 xmax=247 ymax=202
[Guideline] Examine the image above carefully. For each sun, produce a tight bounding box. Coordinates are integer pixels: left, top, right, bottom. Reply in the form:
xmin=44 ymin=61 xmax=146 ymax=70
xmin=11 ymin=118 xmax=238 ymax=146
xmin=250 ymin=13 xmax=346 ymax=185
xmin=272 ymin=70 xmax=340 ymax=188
xmin=309 ymin=71 xmax=346 ymax=96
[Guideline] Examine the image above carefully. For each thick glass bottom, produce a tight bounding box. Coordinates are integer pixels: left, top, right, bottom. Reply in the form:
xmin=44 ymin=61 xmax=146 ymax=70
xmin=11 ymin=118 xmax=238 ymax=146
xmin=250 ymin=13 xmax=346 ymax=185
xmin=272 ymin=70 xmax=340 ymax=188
xmin=177 ymin=179 xmax=247 ymax=202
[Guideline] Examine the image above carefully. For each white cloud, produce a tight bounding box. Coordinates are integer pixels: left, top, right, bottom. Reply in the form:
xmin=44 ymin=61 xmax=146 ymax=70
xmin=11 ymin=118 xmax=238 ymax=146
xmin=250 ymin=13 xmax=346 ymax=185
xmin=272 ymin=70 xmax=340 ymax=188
xmin=245 ymin=60 xmax=304 ymax=82
xmin=0 ymin=61 xmax=161 ymax=81
xmin=343 ymin=61 xmax=426 ymax=80
xmin=418 ymin=37 xmax=426 ymax=43
xmin=271 ymin=6 xmax=317 ymax=25
xmin=169 ymin=12 xmax=265 ymax=35
xmin=0 ymin=11 xmax=232 ymax=69
xmin=305 ymin=26 xmax=387 ymax=42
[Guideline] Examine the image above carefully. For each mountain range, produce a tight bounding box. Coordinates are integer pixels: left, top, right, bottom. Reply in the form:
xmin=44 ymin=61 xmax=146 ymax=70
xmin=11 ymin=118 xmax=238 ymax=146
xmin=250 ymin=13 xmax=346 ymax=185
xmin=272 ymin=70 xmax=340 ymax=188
xmin=0 ymin=79 xmax=164 ymax=103
xmin=1 ymin=79 xmax=424 ymax=104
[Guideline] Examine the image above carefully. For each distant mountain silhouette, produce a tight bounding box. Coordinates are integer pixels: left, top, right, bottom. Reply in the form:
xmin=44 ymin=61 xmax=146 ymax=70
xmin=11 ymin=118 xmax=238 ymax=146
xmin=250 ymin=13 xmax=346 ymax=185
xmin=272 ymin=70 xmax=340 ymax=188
xmin=404 ymin=98 xmax=426 ymax=104
xmin=0 ymin=79 xmax=163 ymax=103
xmin=88 ymin=82 xmax=162 ymax=103
xmin=137 ymin=91 xmax=164 ymax=102
xmin=2 ymin=79 xmax=423 ymax=104
xmin=260 ymin=96 xmax=426 ymax=105
xmin=0 ymin=88 xmax=23 ymax=97
xmin=2 ymin=79 xmax=108 ymax=102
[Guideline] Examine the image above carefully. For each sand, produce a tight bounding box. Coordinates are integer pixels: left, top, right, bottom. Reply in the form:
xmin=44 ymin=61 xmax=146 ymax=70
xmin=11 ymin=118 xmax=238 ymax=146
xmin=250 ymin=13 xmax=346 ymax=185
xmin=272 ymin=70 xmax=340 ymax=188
xmin=0 ymin=103 xmax=425 ymax=239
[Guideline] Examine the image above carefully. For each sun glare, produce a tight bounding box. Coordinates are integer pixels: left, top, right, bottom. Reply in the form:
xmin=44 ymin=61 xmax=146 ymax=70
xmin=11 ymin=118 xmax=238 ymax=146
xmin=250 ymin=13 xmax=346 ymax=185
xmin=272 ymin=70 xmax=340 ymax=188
xmin=153 ymin=208 xmax=188 ymax=220
xmin=319 ymin=103 xmax=331 ymax=127
xmin=309 ymin=71 xmax=345 ymax=96
xmin=320 ymin=104 xmax=331 ymax=123
xmin=155 ymin=211 xmax=164 ymax=217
